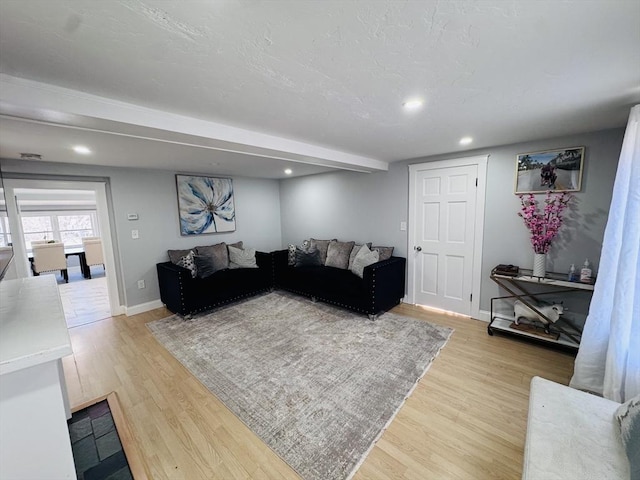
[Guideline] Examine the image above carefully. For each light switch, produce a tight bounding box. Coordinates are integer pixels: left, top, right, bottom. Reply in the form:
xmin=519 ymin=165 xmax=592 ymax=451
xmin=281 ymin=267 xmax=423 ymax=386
xmin=400 ymin=222 xmax=407 ymax=231
xmin=131 ymin=229 xmax=139 ymax=239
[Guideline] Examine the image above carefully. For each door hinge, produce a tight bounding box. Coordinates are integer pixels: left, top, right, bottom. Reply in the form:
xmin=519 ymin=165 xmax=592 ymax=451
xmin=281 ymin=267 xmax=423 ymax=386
xmin=475 ymin=178 xmax=478 ymax=187
xmin=470 ymin=293 xmax=473 ymax=302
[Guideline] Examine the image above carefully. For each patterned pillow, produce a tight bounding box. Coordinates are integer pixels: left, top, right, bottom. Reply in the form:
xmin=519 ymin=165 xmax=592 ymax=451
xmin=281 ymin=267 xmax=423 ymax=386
xmin=177 ymin=250 xmax=197 ymax=278
xmin=350 ymin=244 xmax=380 ymax=278
xmin=615 ymin=394 xmax=640 ymax=479
xmin=371 ymin=245 xmax=394 ymax=261
xmin=325 ymin=240 xmax=355 ymax=270
xmin=288 ymin=240 xmax=310 ymax=266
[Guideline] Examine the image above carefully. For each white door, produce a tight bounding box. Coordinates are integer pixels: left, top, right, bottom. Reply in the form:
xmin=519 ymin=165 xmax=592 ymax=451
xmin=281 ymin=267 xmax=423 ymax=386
xmin=408 ymin=156 xmax=487 ymax=317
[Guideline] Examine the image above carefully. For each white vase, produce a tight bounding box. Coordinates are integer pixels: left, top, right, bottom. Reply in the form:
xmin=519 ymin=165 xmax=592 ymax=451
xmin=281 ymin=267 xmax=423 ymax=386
xmin=533 ymin=253 xmax=546 ymax=278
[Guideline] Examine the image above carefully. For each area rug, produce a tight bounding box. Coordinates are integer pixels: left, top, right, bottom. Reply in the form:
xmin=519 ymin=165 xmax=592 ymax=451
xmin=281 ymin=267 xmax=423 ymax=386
xmin=147 ymin=291 xmax=452 ymax=480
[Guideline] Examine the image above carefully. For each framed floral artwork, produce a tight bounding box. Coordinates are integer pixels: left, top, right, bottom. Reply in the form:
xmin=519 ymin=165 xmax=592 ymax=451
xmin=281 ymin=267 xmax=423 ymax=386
xmin=176 ymin=175 xmax=236 ymax=235
xmin=514 ymin=146 xmax=585 ymax=194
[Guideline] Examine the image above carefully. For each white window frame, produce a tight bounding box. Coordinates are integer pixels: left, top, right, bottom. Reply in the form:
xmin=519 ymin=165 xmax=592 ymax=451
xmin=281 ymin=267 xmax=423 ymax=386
xmin=0 ymin=213 xmax=11 ymax=247
xmin=21 ymin=210 xmax=100 ymax=249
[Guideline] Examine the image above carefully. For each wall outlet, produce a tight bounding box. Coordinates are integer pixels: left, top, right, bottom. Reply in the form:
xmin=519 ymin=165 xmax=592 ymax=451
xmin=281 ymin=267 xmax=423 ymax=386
xmin=131 ymin=229 xmax=139 ymax=239
xmin=400 ymin=221 xmax=407 ymax=231
xmin=137 ymin=279 xmax=145 ymax=289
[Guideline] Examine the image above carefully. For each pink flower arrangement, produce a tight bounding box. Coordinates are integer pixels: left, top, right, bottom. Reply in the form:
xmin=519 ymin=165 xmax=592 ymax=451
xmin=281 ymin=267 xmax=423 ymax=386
xmin=518 ymin=192 xmax=572 ymax=254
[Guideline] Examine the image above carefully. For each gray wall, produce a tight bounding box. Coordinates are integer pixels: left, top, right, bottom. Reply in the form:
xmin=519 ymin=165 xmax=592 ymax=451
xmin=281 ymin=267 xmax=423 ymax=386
xmin=279 ymin=127 xmax=624 ymax=313
xmin=1 ymin=159 xmax=282 ymax=308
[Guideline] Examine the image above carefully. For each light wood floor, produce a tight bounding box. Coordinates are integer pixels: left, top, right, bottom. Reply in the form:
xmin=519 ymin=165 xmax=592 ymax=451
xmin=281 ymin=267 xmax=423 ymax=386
xmin=63 ymin=302 xmax=575 ymax=480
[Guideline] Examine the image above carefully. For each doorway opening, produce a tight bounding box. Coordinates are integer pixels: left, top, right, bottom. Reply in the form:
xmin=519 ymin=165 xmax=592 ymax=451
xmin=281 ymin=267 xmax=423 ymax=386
xmin=3 ymin=178 xmax=121 ymax=328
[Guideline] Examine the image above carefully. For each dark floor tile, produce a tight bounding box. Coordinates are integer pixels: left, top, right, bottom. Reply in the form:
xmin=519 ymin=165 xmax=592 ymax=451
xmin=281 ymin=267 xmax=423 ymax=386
xmin=72 ymin=435 xmax=99 ymax=474
xmin=70 ymin=416 xmax=93 ymax=443
xmin=92 ymin=412 xmax=115 ymax=438
xmin=70 ymin=408 xmax=90 ymax=423
xmin=88 ymin=400 xmax=110 ymax=420
xmin=83 ymin=450 xmax=128 ymax=480
xmin=106 ymin=465 xmax=133 ymax=480
xmin=96 ymin=430 xmax=122 ymax=461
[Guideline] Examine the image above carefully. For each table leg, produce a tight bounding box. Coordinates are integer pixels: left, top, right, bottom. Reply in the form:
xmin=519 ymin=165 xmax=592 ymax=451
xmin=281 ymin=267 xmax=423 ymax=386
xmin=79 ymin=252 xmax=91 ymax=279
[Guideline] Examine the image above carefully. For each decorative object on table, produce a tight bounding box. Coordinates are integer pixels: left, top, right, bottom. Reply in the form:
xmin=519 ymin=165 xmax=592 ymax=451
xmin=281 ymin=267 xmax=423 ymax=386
xmin=568 ymin=263 xmax=577 ymax=282
xmin=514 ymin=299 xmax=564 ymax=334
xmin=147 ymin=291 xmax=452 ymax=480
xmin=518 ymin=191 xmax=572 ymax=278
xmin=515 ymin=146 xmax=584 ymax=194
xmin=493 ymin=264 xmax=520 ymax=277
xmin=176 ymin=175 xmax=236 ymax=235
xmin=580 ymin=258 xmax=592 ymax=283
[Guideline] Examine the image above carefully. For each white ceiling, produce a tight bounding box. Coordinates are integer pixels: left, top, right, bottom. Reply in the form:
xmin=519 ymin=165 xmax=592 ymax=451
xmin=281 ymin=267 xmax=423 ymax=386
xmin=0 ymin=0 xmax=638 ymax=179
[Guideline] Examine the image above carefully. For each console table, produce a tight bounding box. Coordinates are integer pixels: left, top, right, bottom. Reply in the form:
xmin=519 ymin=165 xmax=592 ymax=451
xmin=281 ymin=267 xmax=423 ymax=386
xmin=0 ymin=276 xmax=76 ymax=479
xmin=488 ymin=267 xmax=594 ymax=350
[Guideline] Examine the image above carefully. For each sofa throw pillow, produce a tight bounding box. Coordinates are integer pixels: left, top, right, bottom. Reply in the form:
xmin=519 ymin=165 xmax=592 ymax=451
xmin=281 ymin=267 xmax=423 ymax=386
xmin=195 ymin=242 xmax=229 ymax=271
xmin=371 ymin=245 xmax=394 ymax=261
xmin=614 ymin=394 xmax=640 ymax=479
xmin=168 ymin=248 xmax=192 ymax=265
xmin=325 ymin=240 xmax=355 ymax=270
xmin=228 ymin=245 xmax=258 ymax=269
xmin=310 ymin=238 xmax=335 ymax=265
xmin=177 ymin=250 xmax=197 ymax=278
xmin=348 ymin=243 xmax=373 ymax=270
xmin=194 ymin=254 xmax=218 ymax=278
xmin=288 ymin=240 xmax=310 ymax=266
xmin=295 ymin=247 xmax=322 ymax=267
xmin=350 ymin=244 xmax=379 ymax=278
xmin=227 ymin=241 xmax=243 ymax=252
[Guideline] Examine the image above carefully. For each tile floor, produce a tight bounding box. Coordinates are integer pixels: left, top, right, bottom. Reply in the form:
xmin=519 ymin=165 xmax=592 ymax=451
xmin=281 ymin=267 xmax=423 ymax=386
xmin=67 ymin=400 xmax=132 ymax=480
xmin=57 ymin=266 xmax=111 ymax=328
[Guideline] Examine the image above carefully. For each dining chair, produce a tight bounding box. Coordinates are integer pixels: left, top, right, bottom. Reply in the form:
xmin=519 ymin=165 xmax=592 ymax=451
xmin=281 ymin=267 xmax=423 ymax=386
xmin=31 ymin=242 xmax=68 ymax=282
xmin=82 ymin=237 xmax=104 ymax=277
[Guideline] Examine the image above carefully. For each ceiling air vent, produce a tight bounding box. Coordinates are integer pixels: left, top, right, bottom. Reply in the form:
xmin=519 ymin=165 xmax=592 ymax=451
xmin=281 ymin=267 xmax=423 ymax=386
xmin=20 ymin=153 xmax=42 ymax=160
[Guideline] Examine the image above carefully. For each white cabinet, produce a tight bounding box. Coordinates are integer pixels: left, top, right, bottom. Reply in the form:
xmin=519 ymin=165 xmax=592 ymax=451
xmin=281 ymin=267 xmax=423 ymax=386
xmin=0 ymin=276 xmax=76 ymax=479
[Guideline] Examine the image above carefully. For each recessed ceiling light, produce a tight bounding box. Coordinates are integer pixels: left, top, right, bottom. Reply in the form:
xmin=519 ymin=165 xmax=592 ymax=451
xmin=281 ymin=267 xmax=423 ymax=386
xmin=20 ymin=152 xmax=42 ymax=160
xmin=73 ymin=145 xmax=91 ymax=154
xmin=459 ymin=137 xmax=473 ymax=145
xmin=402 ymin=99 xmax=424 ymax=110
xmin=284 ymin=168 xmax=293 ymax=175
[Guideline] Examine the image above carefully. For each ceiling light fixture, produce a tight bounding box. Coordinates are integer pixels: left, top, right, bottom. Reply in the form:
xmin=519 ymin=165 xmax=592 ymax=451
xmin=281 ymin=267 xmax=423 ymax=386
xmin=73 ymin=145 xmax=92 ymax=155
xmin=402 ymin=99 xmax=423 ymax=110
xmin=284 ymin=168 xmax=293 ymax=175
xmin=459 ymin=137 xmax=473 ymax=145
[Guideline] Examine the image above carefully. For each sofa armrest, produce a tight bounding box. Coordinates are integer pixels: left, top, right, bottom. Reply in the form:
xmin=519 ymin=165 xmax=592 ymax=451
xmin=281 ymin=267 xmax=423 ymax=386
xmin=255 ymin=251 xmax=271 ymax=269
xmin=362 ymin=256 xmax=406 ymax=314
xmin=156 ymin=261 xmax=190 ymax=315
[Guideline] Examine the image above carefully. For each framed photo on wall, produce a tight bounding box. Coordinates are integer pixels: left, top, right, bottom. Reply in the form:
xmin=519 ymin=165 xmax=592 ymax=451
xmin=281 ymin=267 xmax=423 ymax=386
xmin=176 ymin=175 xmax=236 ymax=235
xmin=514 ymin=146 xmax=585 ymax=194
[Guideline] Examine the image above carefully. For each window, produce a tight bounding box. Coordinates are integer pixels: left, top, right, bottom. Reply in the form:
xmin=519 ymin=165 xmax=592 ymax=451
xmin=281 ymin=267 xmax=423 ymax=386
xmin=0 ymin=215 xmax=11 ymax=247
xmin=22 ymin=211 xmax=99 ymax=249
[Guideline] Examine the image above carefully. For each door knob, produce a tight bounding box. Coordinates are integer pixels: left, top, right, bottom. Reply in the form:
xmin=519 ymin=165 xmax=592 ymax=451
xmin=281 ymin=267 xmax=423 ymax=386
xmin=414 ymin=246 xmax=422 ymax=252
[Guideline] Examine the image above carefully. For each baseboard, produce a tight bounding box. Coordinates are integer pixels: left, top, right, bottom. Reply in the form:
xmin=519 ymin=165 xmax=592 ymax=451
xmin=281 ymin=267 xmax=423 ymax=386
xmin=477 ymin=310 xmax=492 ymax=322
xmin=125 ymin=299 xmax=164 ymax=316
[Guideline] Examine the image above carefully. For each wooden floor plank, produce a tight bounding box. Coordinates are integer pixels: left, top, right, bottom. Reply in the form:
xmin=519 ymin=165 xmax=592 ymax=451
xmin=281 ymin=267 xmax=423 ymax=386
xmin=63 ymin=301 xmax=574 ymax=479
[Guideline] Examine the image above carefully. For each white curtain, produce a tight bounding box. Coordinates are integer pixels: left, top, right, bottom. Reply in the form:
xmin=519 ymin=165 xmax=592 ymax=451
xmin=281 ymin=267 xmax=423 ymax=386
xmin=570 ymin=105 xmax=640 ymax=403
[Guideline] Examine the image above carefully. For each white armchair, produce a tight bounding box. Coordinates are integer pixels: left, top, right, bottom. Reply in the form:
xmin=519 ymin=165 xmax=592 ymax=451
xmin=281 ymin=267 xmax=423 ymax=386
xmin=82 ymin=237 xmax=104 ymax=278
xmin=32 ymin=242 xmax=68 ymax=283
